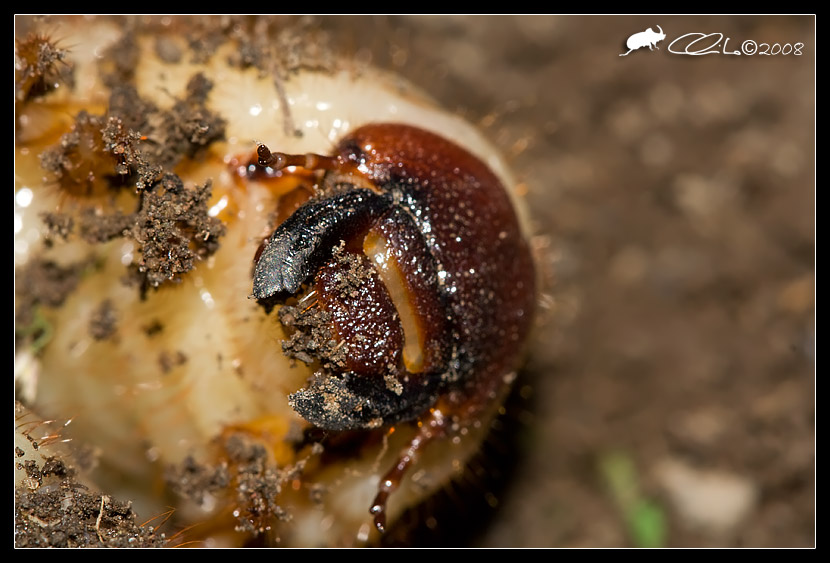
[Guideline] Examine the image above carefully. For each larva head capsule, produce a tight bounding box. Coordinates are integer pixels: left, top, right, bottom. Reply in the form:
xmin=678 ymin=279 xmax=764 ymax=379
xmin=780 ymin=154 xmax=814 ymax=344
xmin=253 ymin=123 xmax=536 ymax=432
xmin=253 ymin=123 xmax=537 ymax=531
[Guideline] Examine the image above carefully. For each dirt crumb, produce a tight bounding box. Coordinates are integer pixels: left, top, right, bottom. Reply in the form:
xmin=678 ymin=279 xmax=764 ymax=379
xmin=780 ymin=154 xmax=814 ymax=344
xmin=40 ymin=212 xmax=74 ymax=244
xmin=279 ymin=305 xmax=343 ymax=367
xmin=129 ymin=175 xmax=225 ymax=290
xmin=326 ymin=242 xmax=372 ymax=298
xmin=156 ymin=73 xmax=226 ymax=167
xmin=158 ymin=350 xmax=188 ymax=373
xmin=15 ymin=258 xmax=88 ymax=345
xmin=143 ymin=319 xmax=164 ymax=337
xmin=107 ymin=85 xmax=156 ymax=135
xmin=99 ymin=29 xmax=139 ymax=87
xmin=15 ymin=456 xmax=165 ymax=548
xmin=223 ymin=16 xmax=334 ymax=73
xmin=167 ymin=434 xmax=296 ymax=537
xmin=77 ymin=207 xmax=133 ymax=244
xmin=277 ymin=245 xmax=376 ymax=369
xmin=224 ymin=435 xmax=291 ymax=533
xmin=100 ymin=114 xmax=161 ymax=191
xmin=166 ymin=454 xmax=230 ymax=508
xmin=89 ymin=300 xmax=118 ymax=341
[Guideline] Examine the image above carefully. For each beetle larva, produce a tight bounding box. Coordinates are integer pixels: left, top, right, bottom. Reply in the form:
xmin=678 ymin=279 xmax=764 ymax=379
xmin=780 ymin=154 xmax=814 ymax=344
xmin=14 ymin=15 xmax=536 ymax=547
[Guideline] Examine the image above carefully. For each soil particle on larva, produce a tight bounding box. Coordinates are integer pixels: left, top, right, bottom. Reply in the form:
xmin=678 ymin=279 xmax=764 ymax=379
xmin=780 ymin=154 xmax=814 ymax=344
xmin=15 ymin=455 xmax=167 ymax=548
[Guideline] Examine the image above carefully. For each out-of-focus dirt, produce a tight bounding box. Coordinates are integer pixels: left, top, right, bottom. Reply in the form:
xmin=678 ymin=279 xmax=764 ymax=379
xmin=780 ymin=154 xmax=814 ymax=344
xmin=327 ymin=15 xmax=814 ymax=548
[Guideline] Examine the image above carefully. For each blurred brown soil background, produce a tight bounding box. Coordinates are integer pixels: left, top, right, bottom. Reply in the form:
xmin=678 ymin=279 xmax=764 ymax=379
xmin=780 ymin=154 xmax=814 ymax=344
xmin=321 ymin=15 xmax=815 ymax=547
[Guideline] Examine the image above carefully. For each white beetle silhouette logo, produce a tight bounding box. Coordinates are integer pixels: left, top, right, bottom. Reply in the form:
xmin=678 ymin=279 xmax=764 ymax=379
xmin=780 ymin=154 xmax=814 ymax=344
xmin=620 ymin=25 xmax=666 ymax=56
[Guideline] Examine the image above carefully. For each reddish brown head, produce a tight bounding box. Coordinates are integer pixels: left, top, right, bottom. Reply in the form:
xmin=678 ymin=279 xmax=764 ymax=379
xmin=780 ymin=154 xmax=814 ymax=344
xmin=253 ymin=123 xmax=536 ymax=432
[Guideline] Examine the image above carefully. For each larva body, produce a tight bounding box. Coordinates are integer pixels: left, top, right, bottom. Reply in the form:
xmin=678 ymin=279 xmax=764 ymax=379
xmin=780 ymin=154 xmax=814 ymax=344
xmin=14 ymin=16 xmax=536 ymax=547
